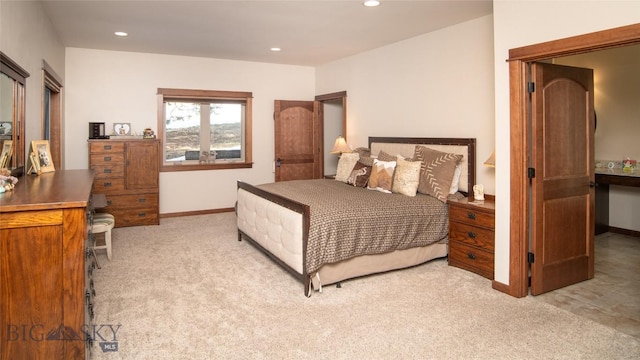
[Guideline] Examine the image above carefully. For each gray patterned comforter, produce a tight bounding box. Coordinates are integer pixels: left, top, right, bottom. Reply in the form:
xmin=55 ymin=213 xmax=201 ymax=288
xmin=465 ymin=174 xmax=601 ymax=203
xmin=257 ymin=179 xmax=450 ymax=273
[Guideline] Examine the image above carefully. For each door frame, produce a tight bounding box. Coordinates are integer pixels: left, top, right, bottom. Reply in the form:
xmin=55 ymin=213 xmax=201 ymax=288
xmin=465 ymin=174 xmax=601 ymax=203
xmin=315 ymin=91 xmax=347 ymax=177
xmin=499 ymin=23 xmax=640 ymax=298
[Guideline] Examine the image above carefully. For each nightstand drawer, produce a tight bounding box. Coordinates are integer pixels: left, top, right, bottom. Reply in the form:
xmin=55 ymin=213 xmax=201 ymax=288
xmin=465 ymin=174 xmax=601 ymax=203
xmin=449 ymin=222 xmax=494 ymax=251
xmin=449 ymin=241 xmax=494 ymax=279
xmin=449 ymin=205 xmax=494 ymax=229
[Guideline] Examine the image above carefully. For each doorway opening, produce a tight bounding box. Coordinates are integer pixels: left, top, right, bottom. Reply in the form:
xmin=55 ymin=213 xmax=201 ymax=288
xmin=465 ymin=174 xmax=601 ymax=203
xmin=503 ymin=23 xmax=640 ymax=298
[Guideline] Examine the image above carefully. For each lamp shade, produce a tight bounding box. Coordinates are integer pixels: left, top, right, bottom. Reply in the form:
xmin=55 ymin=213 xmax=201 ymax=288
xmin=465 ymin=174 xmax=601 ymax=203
xmin=484 ymin=151 xmax=495 ymax=167
xmin=330 ymin=136 xmax=351 ymax=154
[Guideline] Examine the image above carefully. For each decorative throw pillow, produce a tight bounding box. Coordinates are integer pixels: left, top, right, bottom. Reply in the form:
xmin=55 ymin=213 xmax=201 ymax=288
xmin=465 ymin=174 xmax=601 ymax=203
xmin=391 ymin=156 xmax=421 ymax=196
xmin=368 ymin=159 xmax=396 ymax=193
xmin=357 ymin=156 xmax=375 ymax=167
xmin=377 ymin=150 xmax=397 ymax=162
xmin=335 ymin=153 xmax=360 ymax=182
xmin=449 ymin=164 xmax=462 ymax=194
xmin=346 ymin=161 xmax=372 ymax=187
xmin=414 ymin=146 xmax=462 ymax=202
xmin=353 ymin=147 xmax=371 ymax=158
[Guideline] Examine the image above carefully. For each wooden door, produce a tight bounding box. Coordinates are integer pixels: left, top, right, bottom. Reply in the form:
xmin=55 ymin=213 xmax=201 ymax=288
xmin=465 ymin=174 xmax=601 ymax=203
xmin=530 ymin=62 xmax=595 ymax=295
xmin=125 ymin=140 xmax=159 ymax=190
xmin=274 ymin=100 xmax=321 ymax=182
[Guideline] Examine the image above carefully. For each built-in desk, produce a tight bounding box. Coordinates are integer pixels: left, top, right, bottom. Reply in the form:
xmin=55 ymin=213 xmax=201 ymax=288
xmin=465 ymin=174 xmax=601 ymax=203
xmin=595 ymin=168 xmax=640 ymax=235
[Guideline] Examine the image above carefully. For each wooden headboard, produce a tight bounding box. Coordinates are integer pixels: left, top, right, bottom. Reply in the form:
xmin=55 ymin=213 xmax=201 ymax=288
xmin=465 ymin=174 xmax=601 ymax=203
xmin=368 ymin=137 xmax=476 ymax=195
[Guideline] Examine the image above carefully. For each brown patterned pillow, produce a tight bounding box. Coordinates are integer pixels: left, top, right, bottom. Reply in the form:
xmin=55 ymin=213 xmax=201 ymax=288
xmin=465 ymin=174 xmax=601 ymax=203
xmin=414 ymin=146 xmax=462 ymax=202
xmin=391 ymin=156 xmax=421 ymax=196
xmin=346 ymin=161 xmax=372 ymax=187
xmin=353 ymin=147 xmax=371 ymax=157
xmin=358 ymin=156 xmax=375 ymax=167
xmin=367 ymin=159 xmax=396 ymax=193
xmin=377 ymin=150 xmax=397 ymax=162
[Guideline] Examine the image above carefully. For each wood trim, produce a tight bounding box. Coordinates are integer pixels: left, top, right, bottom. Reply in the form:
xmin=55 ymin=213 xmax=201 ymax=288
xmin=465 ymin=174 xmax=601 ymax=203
xmin=160 ymin=207 xmax=234 ymax=219
xmin=608 ymin=226 xmax=640 ymax=239
xmin=314 ymin=91 xmax=347 ymax=102
xmin=509 ymin=23 xmax=640 ymax=61
xmin=157 ymin=88 xmax=252 ymax=99
xmin=504 ymin=23 xmax=640 ymax=298
xmin=0 ymin=51 xmax=30 ymax=83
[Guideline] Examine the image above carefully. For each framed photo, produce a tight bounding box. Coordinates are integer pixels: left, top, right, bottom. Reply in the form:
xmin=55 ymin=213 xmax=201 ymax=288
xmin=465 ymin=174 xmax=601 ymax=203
xmin=31 ymin=140 xmax=55 ymax=173
xmin=0 ymin=122 xmax=12 ymax=136
xmin=29 ymin=151 xmax=41 ymax=174
xmin=0 ymin=140 xmax=12 ymax=168
xmin=113 ymin=122 xmax=132 ymax=135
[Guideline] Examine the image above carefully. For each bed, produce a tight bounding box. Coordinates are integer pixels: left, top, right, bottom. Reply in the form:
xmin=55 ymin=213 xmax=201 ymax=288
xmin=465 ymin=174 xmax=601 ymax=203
xmin=236 ymin=137 xmax=476 ymax=296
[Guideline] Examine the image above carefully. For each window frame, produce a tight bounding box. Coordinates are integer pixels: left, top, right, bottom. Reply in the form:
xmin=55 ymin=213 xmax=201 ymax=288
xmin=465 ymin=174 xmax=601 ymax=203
xmin=157 ymin=88 xmax=253 ymax=172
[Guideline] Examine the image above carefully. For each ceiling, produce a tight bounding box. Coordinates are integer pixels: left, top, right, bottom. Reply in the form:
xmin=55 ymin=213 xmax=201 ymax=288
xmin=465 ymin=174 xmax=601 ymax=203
xmin=41 ymin=0 xmax=493 ymax=67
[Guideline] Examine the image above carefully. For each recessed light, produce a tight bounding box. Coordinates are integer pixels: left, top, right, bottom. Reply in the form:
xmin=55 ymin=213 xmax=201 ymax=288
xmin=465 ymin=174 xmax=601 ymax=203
xmin=270 ymin=47 xmax=281 ymax=52
xmin=114 ymin=31 xmax=128 ymax=37
xmin=363 ymin=0 xmax=380 ymax=7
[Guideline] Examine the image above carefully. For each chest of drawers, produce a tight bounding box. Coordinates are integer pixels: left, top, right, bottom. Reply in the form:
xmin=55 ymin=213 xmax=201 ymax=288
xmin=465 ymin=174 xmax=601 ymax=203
xmin=447 ymin=197 xmax=495 ymax=279
xmin=88 ymin=139 xmax=160 ymax=227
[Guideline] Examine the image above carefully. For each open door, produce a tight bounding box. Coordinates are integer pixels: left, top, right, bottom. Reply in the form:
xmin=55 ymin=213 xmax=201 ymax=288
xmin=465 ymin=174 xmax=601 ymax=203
xmin=274 ymin=100 xmax=322 ymax=182
xmin=530 ymin=62 xmax=595 ymax=295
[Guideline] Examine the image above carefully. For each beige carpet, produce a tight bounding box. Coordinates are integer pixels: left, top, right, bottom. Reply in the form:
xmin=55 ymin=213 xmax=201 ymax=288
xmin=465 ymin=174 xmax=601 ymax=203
xmin=91 ymin=212 xmax=639 ymax=359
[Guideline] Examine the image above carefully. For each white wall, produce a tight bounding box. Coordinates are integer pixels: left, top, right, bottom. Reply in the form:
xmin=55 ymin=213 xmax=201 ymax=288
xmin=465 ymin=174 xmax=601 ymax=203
xmin=65 ymin=48 xmax=315 ymax=213
xmin=493 ymin=0 xmax=640 ymax=285
xmin=0 ymin=0 xmax=65 ymax=162
xmin=316 ymin=15 xmax=496 ymax=196
xmin=556 ymin=46 xmax=640 ymax=232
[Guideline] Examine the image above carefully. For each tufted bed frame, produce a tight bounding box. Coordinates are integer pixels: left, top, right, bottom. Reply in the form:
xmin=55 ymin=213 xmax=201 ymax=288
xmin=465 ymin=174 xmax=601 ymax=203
xmin=236 ymin=137 xmax=476 ymax=296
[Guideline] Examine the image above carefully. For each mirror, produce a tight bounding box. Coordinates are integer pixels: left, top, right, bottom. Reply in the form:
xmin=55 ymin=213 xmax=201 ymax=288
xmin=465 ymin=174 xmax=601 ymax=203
xmin=1 ymin=52 xmax=29 ymax=173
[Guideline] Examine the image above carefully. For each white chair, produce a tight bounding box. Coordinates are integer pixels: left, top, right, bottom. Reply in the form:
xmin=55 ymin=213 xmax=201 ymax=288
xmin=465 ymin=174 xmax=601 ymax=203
xmin=92 ymin=213 xmax=115 ymax=261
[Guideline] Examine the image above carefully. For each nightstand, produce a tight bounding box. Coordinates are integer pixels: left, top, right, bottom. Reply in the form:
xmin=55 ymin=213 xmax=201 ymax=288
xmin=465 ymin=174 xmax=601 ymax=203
xmin=447 ymin=197 xmax=495 ymax=279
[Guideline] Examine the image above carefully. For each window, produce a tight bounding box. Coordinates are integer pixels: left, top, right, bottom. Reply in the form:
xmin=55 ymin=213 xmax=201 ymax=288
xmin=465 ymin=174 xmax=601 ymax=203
xmin=157 ymin=88 xmax=253 ymax=172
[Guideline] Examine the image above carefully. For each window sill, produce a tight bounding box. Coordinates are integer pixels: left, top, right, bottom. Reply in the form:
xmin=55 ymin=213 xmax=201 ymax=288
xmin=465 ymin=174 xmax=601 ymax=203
xmin=161 ymin=162 xmax=253 ymax=172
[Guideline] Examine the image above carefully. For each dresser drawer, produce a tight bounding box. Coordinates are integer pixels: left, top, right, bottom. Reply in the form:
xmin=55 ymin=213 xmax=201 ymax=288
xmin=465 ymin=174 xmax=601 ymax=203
xmin=449 ymin=241 xmax=494 ymax=279
xmin=93 ymin=178 xmax=125 ymax=193
xmin=104 ymin=208 xmax=159 ymax=227
xmin=449 ymin=205 xmax=494 ymax=229
xmin=101 ymin=193 xmax=159 ymax=209
xmin=90 ymin=153 xmax=125 ymax=167
xmin=91 ymin=164 xmax=125 ymax=179
xmin=90 ymin=142 xmax=125 ymax=154
xmin=449 ymin=221 xmax=494 ymax=252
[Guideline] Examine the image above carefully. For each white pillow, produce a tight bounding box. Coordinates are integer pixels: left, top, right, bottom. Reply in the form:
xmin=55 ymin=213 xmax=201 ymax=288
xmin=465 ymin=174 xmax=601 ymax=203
xmin=391 ymin=156 xmax=421 ymax=197
xmin=335 ymin=153 xmax=359 ymax=182
xmin=449 ymin=165 xmax=462 ymax=194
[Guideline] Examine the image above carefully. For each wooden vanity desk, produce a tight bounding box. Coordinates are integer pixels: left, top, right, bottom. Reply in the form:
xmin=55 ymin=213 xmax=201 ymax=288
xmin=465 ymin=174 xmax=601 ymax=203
xmin=594 ymin=168 xmax=640 ymax=235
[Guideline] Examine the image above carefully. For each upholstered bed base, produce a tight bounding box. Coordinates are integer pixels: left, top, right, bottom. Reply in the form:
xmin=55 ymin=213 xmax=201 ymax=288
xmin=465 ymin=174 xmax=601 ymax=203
xmin=237 ymin=184 xmax=448 ymax=294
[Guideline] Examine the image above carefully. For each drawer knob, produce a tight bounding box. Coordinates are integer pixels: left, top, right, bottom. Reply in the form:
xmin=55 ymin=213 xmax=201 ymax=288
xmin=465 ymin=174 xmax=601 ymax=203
xmin=104 ymin=182 xmax=112 ymax=187
xmin=467 ymin=212 xmax=476 ymax=220
xmin=467 ymin=252 xmax=477 ymax=260
xmin=467 ymin=231 xmax=477 ymax=239
xmin=138 ymin=198 xmax=146 ymax=203
xmin=104 ymin=156 xmax=111 ymax=161
xmin=106 ymin=200 xmax=112 ymax=206
xmin=104 ymin=168 xmax=112 ymax=173
xmin=104 ymin=145 xmax=112 ymax=150
xmin=138 ymin=212 xmax=146 ymax=217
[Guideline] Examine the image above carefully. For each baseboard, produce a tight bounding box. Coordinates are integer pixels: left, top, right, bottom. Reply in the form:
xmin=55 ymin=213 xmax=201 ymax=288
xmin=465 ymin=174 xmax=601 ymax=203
xmin=160 ymin=208 xmax=234 ymax=219
xmin=608 ymin=226 xmax=640 ymax=238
